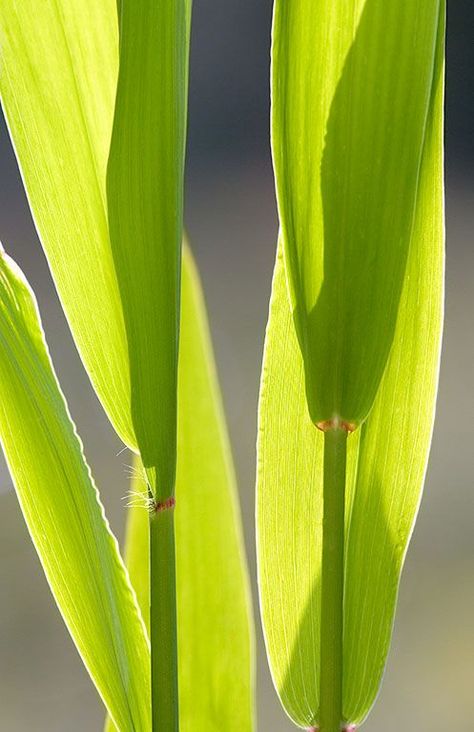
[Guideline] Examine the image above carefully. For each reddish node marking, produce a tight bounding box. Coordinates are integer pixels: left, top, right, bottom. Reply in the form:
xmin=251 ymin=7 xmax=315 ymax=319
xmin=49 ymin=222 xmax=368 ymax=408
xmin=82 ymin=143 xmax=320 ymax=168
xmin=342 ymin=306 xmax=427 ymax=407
xmin=306 ymin=727 xmax=356 ymax=731
xmin=152 ymin=496 xmax=176 ymax=514
xmin=316 ymin=419 xmax=357 ymax=433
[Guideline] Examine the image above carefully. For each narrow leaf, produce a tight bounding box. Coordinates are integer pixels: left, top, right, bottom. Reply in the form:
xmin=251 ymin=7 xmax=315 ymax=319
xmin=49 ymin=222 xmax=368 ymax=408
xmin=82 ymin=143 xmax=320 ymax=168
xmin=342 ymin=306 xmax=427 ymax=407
xmin=0 ymin=0 xmax=191 ymax=499
xmin=0 ymin=248 xmax=150 ymax=731
xmin=0 ymin=0 xmax=134 ymax=448
xmin=1 ymin=3 xmax=253 ymax=727
xmin=107 ymin=3 xmax=192 ymax=726
xmin=176 ymin=246 xmax=254 ymax=730
xmin=271 ymin=0 xmax=443 ymax=426
xmin=104 ymin=455 xmax=150 ymax=732
xmin=107 ymin=0 xmax=190 ymax=497
xmin=342 ymin=11 xmax=445 ymax=720
xmin=258 ymin=6 xmax=445 ymax=726
xmin=106 ymin=246 xmax=255 ymax=732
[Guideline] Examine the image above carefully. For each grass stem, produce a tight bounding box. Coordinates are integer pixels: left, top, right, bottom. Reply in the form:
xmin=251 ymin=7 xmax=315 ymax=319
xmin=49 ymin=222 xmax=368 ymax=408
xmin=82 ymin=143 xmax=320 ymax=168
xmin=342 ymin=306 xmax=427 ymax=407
xmin=320 ymin=427 xmax=347 ymax=732
xmin=150 ymin=504 xmax=179 ymax=731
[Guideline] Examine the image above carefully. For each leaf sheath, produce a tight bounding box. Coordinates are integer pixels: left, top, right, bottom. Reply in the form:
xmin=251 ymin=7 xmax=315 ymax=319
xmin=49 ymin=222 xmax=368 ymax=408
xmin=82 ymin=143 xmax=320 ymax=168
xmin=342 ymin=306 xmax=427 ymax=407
xmin=150 ymin=508 xmax=179 ymax=732
xmin=320 ymin=429 xmax=347 ymax=732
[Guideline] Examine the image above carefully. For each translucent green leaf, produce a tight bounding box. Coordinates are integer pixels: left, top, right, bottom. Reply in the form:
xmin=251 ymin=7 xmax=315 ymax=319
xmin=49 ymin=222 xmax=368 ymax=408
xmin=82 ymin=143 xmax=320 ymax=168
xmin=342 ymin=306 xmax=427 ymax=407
xmin=271 ymin=0 xmax=443 ymax=426
xmin=177 ymin=247 xmax=254 ymax=730
xmin=107 ymin=0 xmax=190 ymax=497
xmin=1 ymin=2 xmax=253 ymax=727
xmin=258 ymin=7 xmax=445 ymax=726
xmin=0 ymin=0 xmax=134 ymax=448
xmin=0 ymin=0 xmax=191 ymax=500
xmin=0 ymin=248 xmax=150 ymax=731
xmin=104 ymin=456 xmax=150 ymax=732
xmin=107 ymin=246 xmax=255 ymax=732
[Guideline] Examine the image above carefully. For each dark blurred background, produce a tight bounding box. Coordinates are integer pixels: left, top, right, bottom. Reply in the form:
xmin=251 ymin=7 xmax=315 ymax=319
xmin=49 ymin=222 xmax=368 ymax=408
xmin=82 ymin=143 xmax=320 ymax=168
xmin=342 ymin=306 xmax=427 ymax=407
xmin=0 ymin=2 xmax=472 ymax=730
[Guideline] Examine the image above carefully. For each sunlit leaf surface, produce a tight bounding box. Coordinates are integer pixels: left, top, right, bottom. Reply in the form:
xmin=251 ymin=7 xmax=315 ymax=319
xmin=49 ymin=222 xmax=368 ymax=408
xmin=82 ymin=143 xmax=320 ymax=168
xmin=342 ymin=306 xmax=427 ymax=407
xmin=0 ymin=249 xmax=150 ymax=731
xmin=272 ymin=0 xmax=443 ymax=425
xmin=107 ymin=247 xmax=255 ymax=732
xmin=107 ymin=0 xmax=190 ymax=497
xmin=258 ymin=3 xmax=445 ymax=726
xmin=1 ymin=1 xmax=253 ymax=728
xmin=0 ymin=0 xmax=134 ymax=448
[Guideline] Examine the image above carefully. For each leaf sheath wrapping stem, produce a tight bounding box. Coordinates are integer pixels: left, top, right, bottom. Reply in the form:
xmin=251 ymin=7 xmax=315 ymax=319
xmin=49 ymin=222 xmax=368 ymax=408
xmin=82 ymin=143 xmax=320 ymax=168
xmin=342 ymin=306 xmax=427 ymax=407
xmin=320 ymin=429 xmax=347 ymax=732
xmin=150 ymin=506 xmax=179 ymax=732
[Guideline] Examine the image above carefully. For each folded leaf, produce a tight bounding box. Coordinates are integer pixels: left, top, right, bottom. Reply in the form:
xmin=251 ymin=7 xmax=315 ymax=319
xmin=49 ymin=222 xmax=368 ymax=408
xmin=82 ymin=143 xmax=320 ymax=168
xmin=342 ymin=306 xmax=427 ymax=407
xmin=1 ymin=0 xmax=191 ymax=501
xmin=107 ymin=0 xmax=190 ymax=497
xmin=0 ymin=248 xmax=150 ymax=731
xmin=257 ymin=5 xmax=445 ymax=725
xmin=106 ymin=246 xmax=255 ymax=732
xmin=271 ymin=0 xmax=443 ymax=426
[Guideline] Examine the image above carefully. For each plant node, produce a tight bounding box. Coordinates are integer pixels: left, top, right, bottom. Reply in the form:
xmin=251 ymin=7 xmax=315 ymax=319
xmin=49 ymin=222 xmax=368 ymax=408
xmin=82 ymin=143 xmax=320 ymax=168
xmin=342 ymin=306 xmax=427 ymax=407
xmin=151 ymin=496 xmax=176 ymax=514
xmin=316 ymin=418 xmax=356 ymax=433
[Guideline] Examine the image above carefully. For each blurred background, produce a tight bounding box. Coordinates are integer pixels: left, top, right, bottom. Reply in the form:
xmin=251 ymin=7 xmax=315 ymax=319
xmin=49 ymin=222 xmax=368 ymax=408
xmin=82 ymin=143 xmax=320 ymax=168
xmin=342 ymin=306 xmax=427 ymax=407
xmin=0 ymin=2 xmax=472 ymax=730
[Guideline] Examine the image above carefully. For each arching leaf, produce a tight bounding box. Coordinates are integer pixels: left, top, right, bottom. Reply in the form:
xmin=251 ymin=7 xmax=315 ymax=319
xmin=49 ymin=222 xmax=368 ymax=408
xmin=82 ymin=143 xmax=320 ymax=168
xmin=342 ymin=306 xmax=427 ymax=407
xmin=0 ymin=248 xmax=150 ymax=731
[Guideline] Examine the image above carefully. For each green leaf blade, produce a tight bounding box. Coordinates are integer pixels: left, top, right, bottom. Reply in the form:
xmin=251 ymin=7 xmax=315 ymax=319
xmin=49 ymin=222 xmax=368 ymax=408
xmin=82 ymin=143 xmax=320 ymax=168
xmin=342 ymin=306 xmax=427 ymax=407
xmin=0 ymin=249 xmax=151 ymax=731
xmin=342 ymin=8 xmax=445 ymax=719
xmin=176 ymin=246 xmax=254 ymax=731
xmin=256 ymin=247 xmax=326 ymax=728
xmin=0 ymin=1 xmax=135 ymax=449
xmin=272 ymin=0 xmax=443 ymax=425
xmin=0 ymin=0 xmax=192 ymax=495
xmin=258 ymin=3 xmax=445 ymax=721
xmin=106 ymin=246 xmax=255 ymax=732
xmin=107 ymin=0 xmax=190 ymax=497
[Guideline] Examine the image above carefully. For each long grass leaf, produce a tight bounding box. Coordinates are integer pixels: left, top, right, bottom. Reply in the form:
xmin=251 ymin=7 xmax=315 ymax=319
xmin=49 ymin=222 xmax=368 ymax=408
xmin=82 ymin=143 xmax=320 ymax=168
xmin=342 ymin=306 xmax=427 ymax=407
xmin=258 ymin=5 xmax=445 ymax=726
xmin=342 ymin=10 xmax=445 ymax=720
xmin=271 ymin=0 xmax=443 ymax=426
xmin=107 ymin=0 xmax=189 ymax=497
xmin=0 ymin=1 xmax=134 ymax=448
xmin=0 ymin=248 xmax=150 ymax=731
xmin=177 ymin=246 xmax=254 ymax=730
xmin=106 ymin=245 xmax=254 ymax=731
xmin=104 ymin=455 xmax=150 ymax=732
xmin=0 ymin=0 xmax=191 ymax=497
xmin=107 ymin=2 xmax=191 ymax=726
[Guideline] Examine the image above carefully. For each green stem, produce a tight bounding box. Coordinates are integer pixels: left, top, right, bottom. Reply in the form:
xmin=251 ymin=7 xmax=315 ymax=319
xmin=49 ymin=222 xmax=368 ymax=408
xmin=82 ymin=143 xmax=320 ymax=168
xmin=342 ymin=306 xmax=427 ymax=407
xmin=150 ymin=504 xmax=179 ymax=732
xmin=320 ymin=427 xmax=347 ymax=732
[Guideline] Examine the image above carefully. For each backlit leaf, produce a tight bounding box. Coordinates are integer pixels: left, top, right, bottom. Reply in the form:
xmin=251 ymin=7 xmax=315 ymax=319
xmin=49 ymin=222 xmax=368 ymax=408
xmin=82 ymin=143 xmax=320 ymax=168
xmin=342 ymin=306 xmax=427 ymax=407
xmin=104 ymin=455 xmax=149 ymax=732
xmin=271 ymin=0 xmax=443 ymax=426
xmin=1 ymin=2 xmax=253 ymax=727
xmin=107 ymin=246 xmax=255 ymax=732
xmin=1 ymin=0 xmax=191 ymax=501
xmin=107 ymin=0 xmax=190 ymax=497
xmin=0 ymin=248 xmax=150 ymax=731
xmin=0 ymin=0 xmax=134 ymax=448
xmin=176 ymin=247 xmax=254 ymax=730
xmin=258 ymin=4 xmax=445 ymax=726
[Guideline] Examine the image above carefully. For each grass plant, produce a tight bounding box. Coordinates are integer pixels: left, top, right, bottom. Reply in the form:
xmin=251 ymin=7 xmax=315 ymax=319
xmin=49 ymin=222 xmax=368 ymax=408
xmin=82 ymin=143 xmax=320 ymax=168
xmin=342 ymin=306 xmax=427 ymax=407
xmin=0 ymin=0 xmax=446 ymax=730
xmin=257 ymin=1 xmax=445 ymax=730
xmin=0 ymin=1 xmax=253 ymax=730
